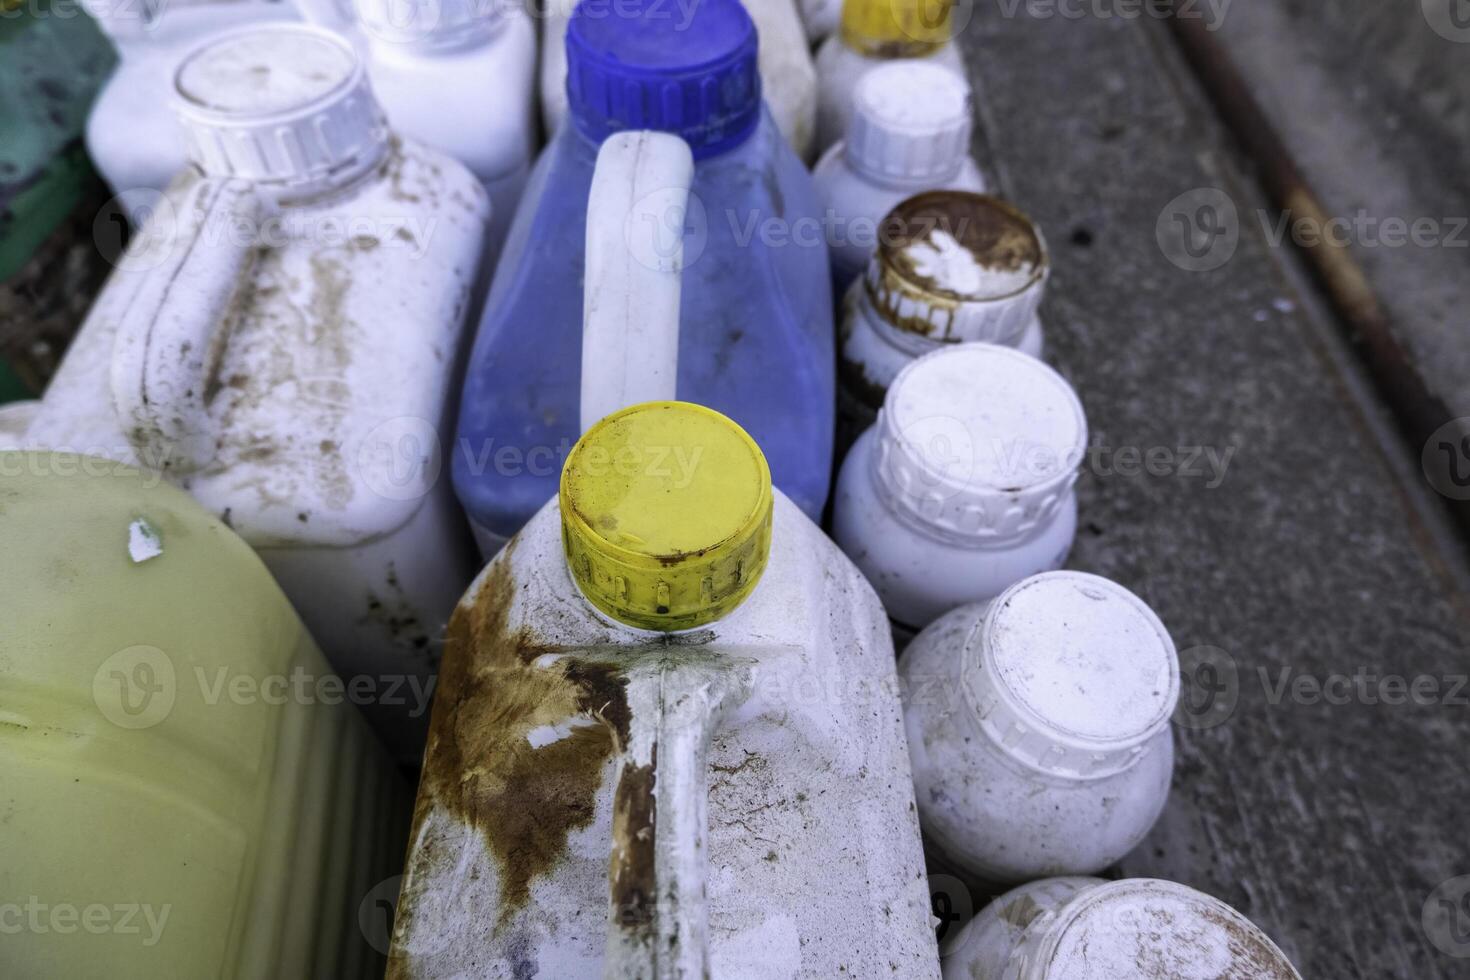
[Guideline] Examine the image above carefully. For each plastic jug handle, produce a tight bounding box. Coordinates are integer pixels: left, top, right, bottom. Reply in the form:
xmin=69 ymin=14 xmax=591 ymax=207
xmin=580 ymin=131 xmax=695 ymax=433
xmin=606 ymin=660 xmax=752 ymax=979
xmin=110 ymin=179 xmax=263 ymax=474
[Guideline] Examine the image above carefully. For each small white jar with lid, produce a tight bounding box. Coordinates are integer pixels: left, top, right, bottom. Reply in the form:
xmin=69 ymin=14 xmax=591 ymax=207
xmin=833 ymin=343 xmax=1086 ymax=631
xmin=901 ymin=572 xmax=1179 ymax=885
xmin=838 ymin=191 xmax=1050 ymax=451
xmin=814 ymin=60 xmax=987 ymax=291
xmin=944 ymin=876 xmax=1303 ymax=979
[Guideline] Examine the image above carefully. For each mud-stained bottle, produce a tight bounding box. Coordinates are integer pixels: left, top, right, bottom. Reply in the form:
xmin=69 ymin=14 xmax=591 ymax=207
xmin=389 ymin=400 xmax=939 ymax=978
xmin=15 ymin=24 xmax=491 ymax=760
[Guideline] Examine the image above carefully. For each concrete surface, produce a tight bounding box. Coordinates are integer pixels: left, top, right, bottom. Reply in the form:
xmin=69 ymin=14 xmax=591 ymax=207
xmin=955 ymin=5 xmax=1470 ymax=978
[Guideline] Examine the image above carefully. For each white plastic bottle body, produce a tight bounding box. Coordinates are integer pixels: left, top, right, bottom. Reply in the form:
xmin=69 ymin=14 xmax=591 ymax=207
xmin=390 ymin=494 xmax=941 ymax=978
xmin=901 ymin=604 xmax=1174 ymax=884
xmin=941 ymin=877 xmax=1102 ymax=978
xmin=815 ymin=146 xmax=987 ymax=287
xmin=834 ymin=428 xmax=1077 ymax=630
xmin=362 ymin=11 xmax=537 ymax=251
xmin=814 ymin=39 xmax=966 ymax=153
xmin=28 ymin=25 xmax=491 ymax=760
xmin=85 ymin=4 xmax=297 ymax=223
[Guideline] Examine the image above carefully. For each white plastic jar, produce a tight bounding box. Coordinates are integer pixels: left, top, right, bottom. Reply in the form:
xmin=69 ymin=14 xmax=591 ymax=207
xmin=814 ymin=60 xmax=987 ymax=291
xmin=945 ymin=876 xmax=1303 ymax=979
xmin=82 ymin=0 xmax=297 ymax=225
xmin=833 ymin=344 xmax=1086 ymax=631
xmin=839 ymin=191 xmax=1050 ymax=452
xmin=815 ymin=0 xmax=966 ymax=153
xmin=902 ymin=573 xmax=1179 ymax=885
xmin=352 ymin=0 xmax=537 ymax=251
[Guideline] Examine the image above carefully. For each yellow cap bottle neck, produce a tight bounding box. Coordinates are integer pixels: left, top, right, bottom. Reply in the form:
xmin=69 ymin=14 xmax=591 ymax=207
xmin=841 ymin=0 xmax=955 ymax=58
xmin=560 ymin=402 xmax=774 ymax=632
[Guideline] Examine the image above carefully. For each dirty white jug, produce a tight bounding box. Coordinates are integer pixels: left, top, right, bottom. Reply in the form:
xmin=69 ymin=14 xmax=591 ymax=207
xmin=815 ymin=0 xmax=967 ymax=154
xmin=903 ymin=573 xmax=1179 ymax=886
xmin=0 ymin=451 xmax=409 ymax=978
xmin=833 ymin=344 xmax=1085 ymax=631
xmin=83 ymin=0 xmax=298 ymax=224
xmin=19 ymin=24 xmax=490 ymax=760
xmin=945 ymin=877 xmax=1303 ymax=979
xmin=814 ymin=61 xmax=987 ymax=291
xmin=838 ymin=191 xmax=1049 ymax=454
xmin=538 ymin=0 xmax=819 ymax=161
xmin=351 ymin=0 xmax=538 ymax=251
xmin=388 ymin=133 xmax=938 ymax=979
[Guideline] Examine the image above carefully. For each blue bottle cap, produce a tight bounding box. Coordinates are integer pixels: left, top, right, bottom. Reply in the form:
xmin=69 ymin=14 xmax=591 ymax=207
xmin=566 ymin=0 xmax=761 ymax=158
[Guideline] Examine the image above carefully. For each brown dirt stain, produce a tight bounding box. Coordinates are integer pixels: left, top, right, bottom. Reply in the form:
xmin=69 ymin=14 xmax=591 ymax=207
xmin=412 ymin=540 xmax=633 ymax=930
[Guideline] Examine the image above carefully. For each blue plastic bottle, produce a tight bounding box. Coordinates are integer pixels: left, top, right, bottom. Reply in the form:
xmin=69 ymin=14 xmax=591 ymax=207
xmin=453 ymin=0 xmax=835 ymax=553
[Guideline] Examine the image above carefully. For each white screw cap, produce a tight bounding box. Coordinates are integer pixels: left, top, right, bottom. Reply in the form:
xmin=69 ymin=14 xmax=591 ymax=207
xmin=961 ymin=572 xmax=1180 ymax=779
xmin=874 ymin=344 xmax=1085 ymax=541
xmin=866 ymin=192 xmax=1049 ymax=348
xmin=847 ymin=60 xmax=975 ymax=185
xmin=1022 ymin=879 xmax=1303 ymax=979
xmin=172 ymin=25 xmax=389 ymax=190
xmin=354 ymin=0 xmax=506 ymax=48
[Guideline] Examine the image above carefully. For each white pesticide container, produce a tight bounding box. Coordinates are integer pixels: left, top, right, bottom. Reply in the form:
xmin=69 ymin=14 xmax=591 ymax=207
xmin=82 ymin=0 xmax=298 ymax=225
xmin=902 ymin=573 xmax=1179 ymax=886
xmin=838 ymin=191 xmax=1049 ymax=450
xmin=833 ymin=344 xmax=1086 ymax=631
xmin=20 ymin=24 xmax=490 ymax=760
xmin=814 ymin=60 xmax=986 ymax=291
xmin=388 ymin=133 xmax=938 ymax=979
xmin=814 ymin=0 xmax=966 ymax=154
xmin=352 ymin=0 xmax=538 ymax=252
xmin=944 ymin=877 xmax=1303 ymax=979
xmin=538 ymin=0 xmax=819 ymax=161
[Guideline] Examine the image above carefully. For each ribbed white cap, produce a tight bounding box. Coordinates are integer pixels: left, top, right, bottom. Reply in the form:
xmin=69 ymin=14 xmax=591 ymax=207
xmin=847 ymin=60 xmax=974 ymax=185
xmin=866 ymin=192 xmax=1048 ymax=348
xmin=873 ymin=344 xmax=1085 ymax=542
xmin=1020 ymin=880 xmax=1302 ymax=979
xmin=961 ymin=573 xmax=1179 ymax=779
xmin=172 ymin=26 xmax=389 ymax=191
xmin=354 ymin=0 xmax=506 ymax=48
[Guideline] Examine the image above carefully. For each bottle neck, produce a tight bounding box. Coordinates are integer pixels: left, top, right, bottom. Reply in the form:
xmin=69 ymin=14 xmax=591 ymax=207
xmin=363 ymin=12 xmax=507 ymax=57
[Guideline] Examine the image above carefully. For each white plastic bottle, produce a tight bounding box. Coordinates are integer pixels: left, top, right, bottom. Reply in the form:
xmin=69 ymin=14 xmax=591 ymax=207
xmin=798 ymin=0 xmax=842 ymax=43
xmin=538 ymin=0 xmax=819 ymax=160
xmin=352 ymin=0 xmax=537 ymax=251
xmin=839 ymin=191 xmax=1050 ymax=448
xmin=387 ymin=132 xmax=938 ymax=978
xmin=902 ymin=573 xmax=1179 ymax=886
xmin=20 ymin=24 xmax=490 ymax=761
xmin=945 ymin=877 xmax=1303 ymax=979
xmin=833 ymin=344 xmax=1086 ymax=631
xmin=815 ymin=0 xmax=966 ymax=154
xmin=814 ymin=60 xmax=986 ymax=291
xmin=82 ymin=0 xmax=297 ymax=224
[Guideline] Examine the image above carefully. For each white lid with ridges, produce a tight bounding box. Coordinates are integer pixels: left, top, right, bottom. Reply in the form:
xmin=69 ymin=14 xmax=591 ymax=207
xmin=172 ymin=25 xmax=388 ymax=190
xmin=874 ymin=344 xmax=1085 ymax=541
xmin=846 ymin=60 xmax=975 ymax=186
xmin=962 ymin=572 xmax=1179 ymax=778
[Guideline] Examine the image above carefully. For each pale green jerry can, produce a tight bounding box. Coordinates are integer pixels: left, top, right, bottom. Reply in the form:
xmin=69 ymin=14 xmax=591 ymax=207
xmin=0 ymin=451 xmax=410 ymax=978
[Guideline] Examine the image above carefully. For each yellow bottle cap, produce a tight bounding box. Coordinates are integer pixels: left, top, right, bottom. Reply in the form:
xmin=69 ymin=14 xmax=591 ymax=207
xmin=560 ymin=402 xmax=774 ymax=632
xmin=841 ymin=0 xmax=955 ymax=56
